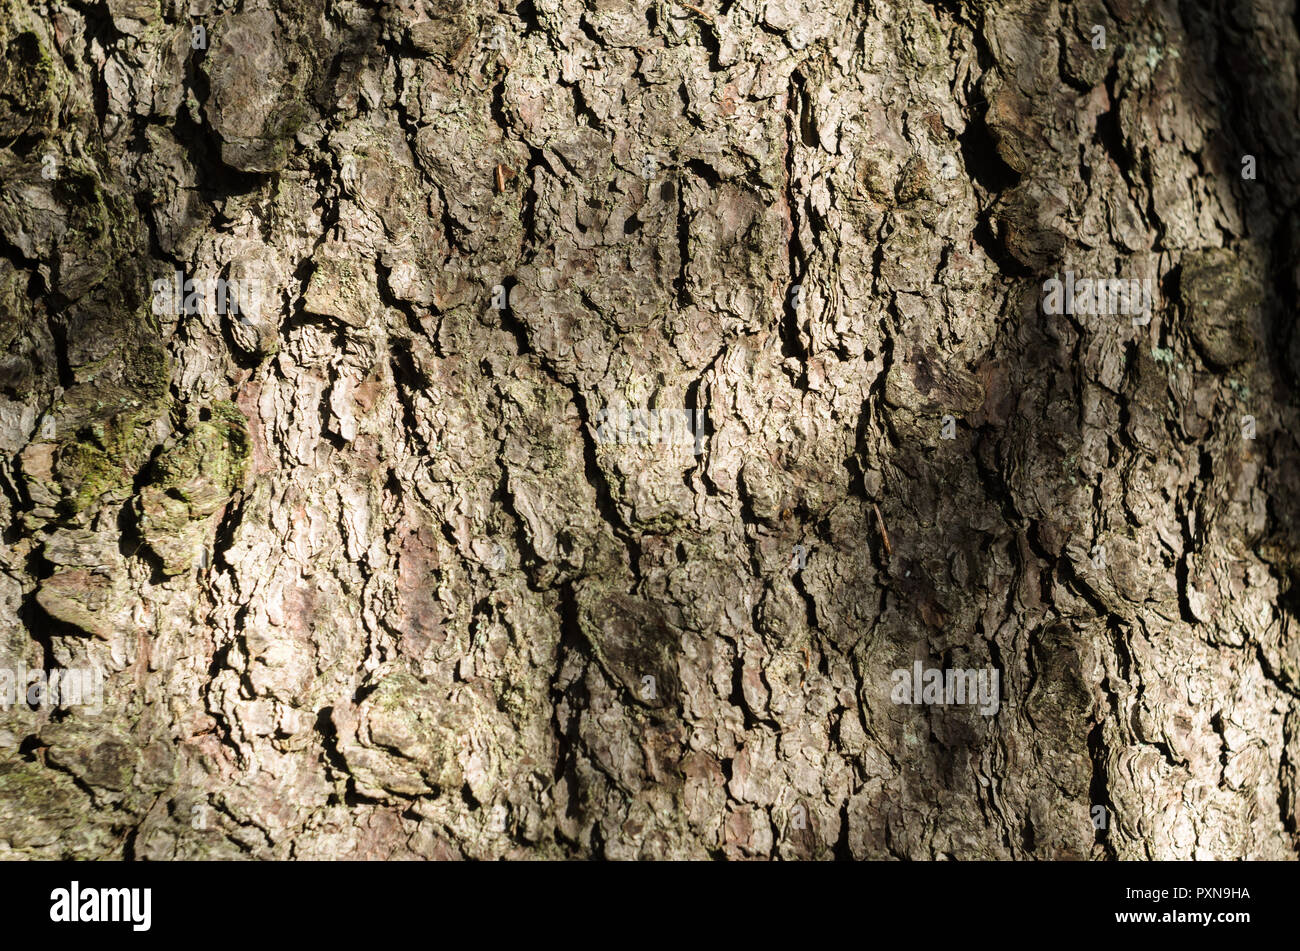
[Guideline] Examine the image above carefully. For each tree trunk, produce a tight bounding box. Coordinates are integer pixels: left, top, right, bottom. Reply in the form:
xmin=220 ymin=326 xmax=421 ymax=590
xmin=2 ymin=0 xmax=1298 ymax=859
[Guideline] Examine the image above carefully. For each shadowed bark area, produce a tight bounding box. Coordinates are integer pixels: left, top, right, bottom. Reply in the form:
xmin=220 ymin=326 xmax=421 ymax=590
xmin=0 ymin=0 xmax=1297 ymax=859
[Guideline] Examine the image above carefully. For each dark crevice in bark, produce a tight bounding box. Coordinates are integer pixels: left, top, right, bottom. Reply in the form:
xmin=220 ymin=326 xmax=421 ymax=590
xmin=387 ymin=345 xmax=432 ymax=456
xmin=683 ymin=366 xmax=712 ymax=482
xmin=16 ymin=559 xmax=58 ymax=677
xmin=553 ymin=377 xmax=640 ymax=577
xmin=673 ymin=170 xmax=692 ymax=309
xmin=551 ymin=584 xmax=585 ymax=796
xmin=518 ymin=145 xmax=546 ymax=253
xmin=957 ymin=110 xmax=1020 ymax=197
xmin=495 ymin=469 xmax=543 ymax=590
xmin=65 ymin=0 xmax=119 ymax=131
xmin=312 ymin=704 xmax=360 ymax=797
xmin=1087 ymin=720 xmax=1118 ymax=859
xmin=491 ymin=276 xmax=533 ymax=357
xmin=1095 ymin=63 xmax=1134 ymax=183
xmin=779 ymin=84 xmax=808 ymax=374
xmin=566 ymin=83 xmax=606 ymax=136
xmin=43 ymin=311 xmax=74 ymax=390
xmin=1280 ymin=710 xmax=1300 ymax=843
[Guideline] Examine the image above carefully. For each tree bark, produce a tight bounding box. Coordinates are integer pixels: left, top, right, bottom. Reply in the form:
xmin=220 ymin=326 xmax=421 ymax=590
xmin=2 ymin=0 xmax=1299 ymax=859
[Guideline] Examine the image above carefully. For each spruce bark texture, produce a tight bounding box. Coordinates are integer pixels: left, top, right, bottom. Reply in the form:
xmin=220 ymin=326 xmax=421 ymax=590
xmin=1 ymin=0 xmax=1299 ymax=860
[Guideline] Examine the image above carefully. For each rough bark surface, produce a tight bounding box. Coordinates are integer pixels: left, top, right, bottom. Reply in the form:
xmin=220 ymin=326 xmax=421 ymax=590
xmin=2 ymin=0 xmax=1299 ymax=859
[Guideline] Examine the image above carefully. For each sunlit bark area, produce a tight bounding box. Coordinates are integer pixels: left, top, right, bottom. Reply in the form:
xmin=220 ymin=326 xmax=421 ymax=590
xmin=2 ymin=0 xmax=1298 ymax=859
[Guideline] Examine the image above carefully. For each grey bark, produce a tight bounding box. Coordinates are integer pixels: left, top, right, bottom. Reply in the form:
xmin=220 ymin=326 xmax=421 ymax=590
xmin=1 ymin=0 xmax=1299 ymax=859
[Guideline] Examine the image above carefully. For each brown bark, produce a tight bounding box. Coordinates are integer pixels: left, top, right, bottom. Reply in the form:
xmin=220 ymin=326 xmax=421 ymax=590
xmin=1 ymin=0 xmax=1298 ymax=859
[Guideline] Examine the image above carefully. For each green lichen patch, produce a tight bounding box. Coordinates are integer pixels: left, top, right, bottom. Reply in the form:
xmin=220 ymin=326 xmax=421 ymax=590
xmin=302 ymin=248 xmax=378 ymax=327
xmin=335 ymin=669 xmax=469 ymax=799
xmin=151 ymin=402 xmax=250 ymax=511
xmin=50 ymin=163 xmax=145 ymax=305
xmin=0 ymin=255 xmax=46 ymax=398
xmin=0 ymin=1 xmax=60 ymax=142
xmin=34 ymin=569 xmax=121 ymax=639
xmin=134 ymin=401 xmax=250 ymax=574
xmin=0 ymin=754 xmax=111 ymax=856
xmin=203 ymin=8 xmax=319 ymax=173
xmin=49 ymin=382 xmax=167 ymax=517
